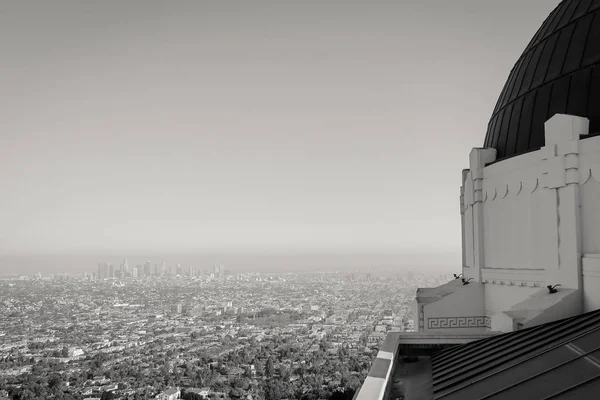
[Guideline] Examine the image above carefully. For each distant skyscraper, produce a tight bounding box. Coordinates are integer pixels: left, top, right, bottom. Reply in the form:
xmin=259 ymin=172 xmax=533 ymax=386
xmin=213 ymin=265 xmax=225 ymax=279
xmin=144 ymin=261 xmax=151 ymax=277
xmin=176 ymin=263 xmax=182 ymax=276
xmin=171 ymin=304 xmax=183 ymax=314
xmin=132 ymin=267 xmax=139 ymax=278
xmin=161 ymin=260 xmax=167 ymax=276
xmin=97 ymin=262 xmax=108 ymax=279
xmin=108 ymin=264 xmax=115 ymax=278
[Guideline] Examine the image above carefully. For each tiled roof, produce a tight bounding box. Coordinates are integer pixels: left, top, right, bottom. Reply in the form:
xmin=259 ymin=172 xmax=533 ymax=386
xmin=430 ymin=308 xmax=600 ymax=399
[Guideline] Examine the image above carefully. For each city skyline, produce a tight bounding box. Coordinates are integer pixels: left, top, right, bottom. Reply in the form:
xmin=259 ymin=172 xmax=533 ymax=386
xmin=0 ymin=1 xmax=559 ymax=257
xmin=3 ymin=1 xmax=597 ymax=400
xmin=0 ymin=266 xmax=433 ymax=399
xmin=0 ymin=251 xmax=458 ymax=276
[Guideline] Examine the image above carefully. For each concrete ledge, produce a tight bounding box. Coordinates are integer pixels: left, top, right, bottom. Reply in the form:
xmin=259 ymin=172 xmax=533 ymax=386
xmin=355 ymin=333 xmax=400 ymax=400
xmin=504 ymin=288 xmax=581 ymax=328
xmin=389 ymin=331 xmax=497 ymax=344
xmin=377 ymin=351 xmax=394 ymax=360
xmin=355 ymin=377 xmax=388 ymax=400
xmin=416 ymin=280 xmax=463 ymax=305
xmin=355 ymin=331 xmax=499 ymax=400
xmin=380 ymin=332 xmax=401 ymax=353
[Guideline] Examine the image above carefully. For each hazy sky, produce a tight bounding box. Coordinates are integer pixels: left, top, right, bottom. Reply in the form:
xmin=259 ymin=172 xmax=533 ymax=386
xmin=0 ymin=0 xmax=559 ymax=256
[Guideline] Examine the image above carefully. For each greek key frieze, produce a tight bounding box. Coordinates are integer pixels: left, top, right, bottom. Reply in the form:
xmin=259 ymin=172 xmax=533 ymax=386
xmin=428 ymin=316 xmax=488 ymax=329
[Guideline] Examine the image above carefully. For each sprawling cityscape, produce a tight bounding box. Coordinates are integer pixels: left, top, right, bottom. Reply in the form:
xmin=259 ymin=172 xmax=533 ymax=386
xmin=0 ymin=261 xmax=450 ymax=400
xmin=4 ymin=0 xmax=575 ymax=398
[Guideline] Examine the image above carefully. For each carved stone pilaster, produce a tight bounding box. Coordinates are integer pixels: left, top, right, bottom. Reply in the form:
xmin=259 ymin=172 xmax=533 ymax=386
xmin=467 ymin=148 xmax=497 ymax=282
xmin=542 ymin=114 xmax=588 ymax=293
xmin=460 ymin=169 xmax=469 ymax=271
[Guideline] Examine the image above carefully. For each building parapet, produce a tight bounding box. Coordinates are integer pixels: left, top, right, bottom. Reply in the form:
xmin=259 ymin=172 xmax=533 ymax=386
xmin=355 ymin=331 xmax=497 ymax=400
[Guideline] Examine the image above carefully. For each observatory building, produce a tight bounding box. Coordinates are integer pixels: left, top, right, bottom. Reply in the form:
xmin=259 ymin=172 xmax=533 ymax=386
xmin=357 ymin=1 xmax=600 ymax=398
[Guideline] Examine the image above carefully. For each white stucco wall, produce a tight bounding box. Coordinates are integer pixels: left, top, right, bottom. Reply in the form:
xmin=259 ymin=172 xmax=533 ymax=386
xmin=493 ymin=311 xmax=516 ymax=332
xmin=583 ymin=254 xmax=600 ymax=312
xmin=481 ymin=151 xmax=543 ymax=271
xmin=411 ymin=298 xmax=421 ymax=331
xmin=458 ymin=115 xmax=595 ymax=331
xmin=484 ymin=284 xmax=540 ymax=314
xmin=423 ymin=283 xmax=486 ymax=333
xmin=579 ymin=136 xmax=600 ymax=255
xmin=581 ymin=176 xmax=600 ymax=254
xmin=521 ymin=289 xmax=581 ymax=329
xmin=411 ymin=115 xmax=597 ymax=334
xmin=484 ymin=284 xmax=539 ymax=331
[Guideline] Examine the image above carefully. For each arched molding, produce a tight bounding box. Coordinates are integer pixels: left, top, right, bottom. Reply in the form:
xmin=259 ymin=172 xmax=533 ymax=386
xmin=591 ymin=165 xmax=600 ymax=183
xmin=500 ymin=184 xmax=509 ymax=199
xmin=513 ymin=181 xmax=523 ymax=197
xmin=527 ymin=178 xmax=539 ymax=194
xmin=490 ymin=188 xmax=498 ymax=202
xmin=581 ymin=168 xmax=592 ymax=185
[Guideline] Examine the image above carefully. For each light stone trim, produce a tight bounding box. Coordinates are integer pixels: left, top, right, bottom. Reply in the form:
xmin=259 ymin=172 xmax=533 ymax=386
xmin=583 ymin=255 xmax=600 ymax=277
xmin=481 ymin=268 xmax=545 ymax=286
xmin=428 ymin=316 xmax=487 ymax=329
xmin=355 ymin=377 xmax=387 ymax=400
xmin=376 ymin=351 xmax=394 ymax=360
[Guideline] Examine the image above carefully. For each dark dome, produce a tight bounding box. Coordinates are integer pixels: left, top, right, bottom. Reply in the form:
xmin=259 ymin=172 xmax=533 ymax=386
xmin=485 ymin=0 xmax=600 ymax=160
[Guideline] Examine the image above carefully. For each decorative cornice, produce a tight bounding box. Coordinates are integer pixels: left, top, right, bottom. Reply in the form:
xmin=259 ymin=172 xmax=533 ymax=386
xmin=481 ymin=279 xmax=541 ymax=287
xmin=484 ymin=177 xmax=540 ymax=202
xmin=428 ymin=316 xmax=487 ymax=329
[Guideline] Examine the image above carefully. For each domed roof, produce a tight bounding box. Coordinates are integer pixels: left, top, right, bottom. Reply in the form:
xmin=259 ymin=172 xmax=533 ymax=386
xmin=484 ymin=0 xmax=600 ymax=160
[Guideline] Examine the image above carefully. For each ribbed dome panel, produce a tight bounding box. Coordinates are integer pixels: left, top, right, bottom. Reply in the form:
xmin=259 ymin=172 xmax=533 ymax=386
xmin=485 ymin=0 xmax=600 ymax=160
